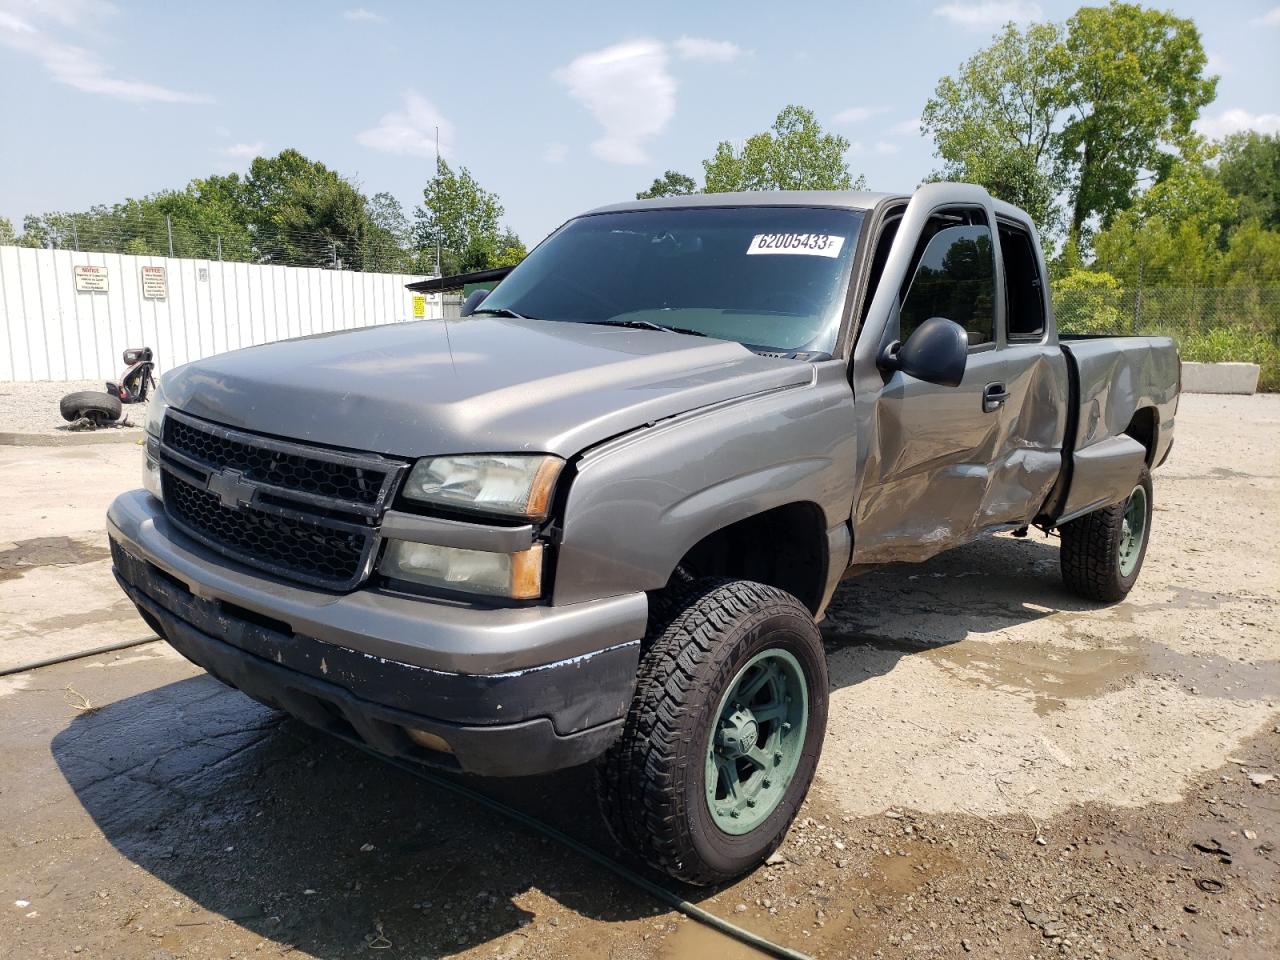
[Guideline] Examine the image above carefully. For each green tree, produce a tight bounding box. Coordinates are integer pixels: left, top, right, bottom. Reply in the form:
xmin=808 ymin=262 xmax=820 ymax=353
xmin=921 ymin=22 xmax=1069 ymax=237
xmin=243 ymin=149 xmax=372 ymax=268
xmin=413 ymin=159 xmax=522 ymax=275
xmin=636 ymin=170 xmax=698 ymax=199
xmin=0 ymin=216 xmax=15 ymax=245
xmin=364 ymin=192 xmax=412 ymax=272
xmin=922 ymin=3 xmax=1216 ymax=252
xmin=1059 ymin=2 xmax=1216 ymax=245
xmin=1215 ymin=131 xmax=1280 ymax=231
xmin=703 ymin=105 xmax=865 ymax=193
xmin=1051 ymin=269 xmax=1125 ymax=334
xmin=1091 ymin=149 xmax=1236 ymax=287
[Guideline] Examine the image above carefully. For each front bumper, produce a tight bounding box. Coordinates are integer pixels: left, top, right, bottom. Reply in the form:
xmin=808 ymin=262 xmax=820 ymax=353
xmin=108 ymin=490 xmax=647 ymax=776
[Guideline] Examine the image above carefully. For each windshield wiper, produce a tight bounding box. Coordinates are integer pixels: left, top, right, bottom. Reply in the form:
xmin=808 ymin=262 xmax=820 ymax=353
xmin=593 ymin=319 xmax=709 ymax=338
xmin=472 ymin=307 xmax=541 ymax=321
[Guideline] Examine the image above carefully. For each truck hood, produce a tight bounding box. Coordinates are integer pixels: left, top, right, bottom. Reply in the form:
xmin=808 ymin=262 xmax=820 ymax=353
xmin=162 ymin=317 xmax=812 ymax=458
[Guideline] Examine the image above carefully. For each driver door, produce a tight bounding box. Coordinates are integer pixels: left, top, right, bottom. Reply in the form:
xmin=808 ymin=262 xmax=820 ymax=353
xmin=852 ymin=211 xmax=1010 ymax=564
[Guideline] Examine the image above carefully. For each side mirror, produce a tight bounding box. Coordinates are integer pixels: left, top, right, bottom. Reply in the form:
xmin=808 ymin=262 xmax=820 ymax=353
xmin=460 ymin=288 xmax=490 ymax=317
xmin=877 ymin=316 xmax=968 ymax=388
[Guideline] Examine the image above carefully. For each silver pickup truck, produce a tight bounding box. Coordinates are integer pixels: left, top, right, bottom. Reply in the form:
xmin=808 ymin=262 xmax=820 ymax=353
xmin=107 ymin=183 xmax=1178 ymax=884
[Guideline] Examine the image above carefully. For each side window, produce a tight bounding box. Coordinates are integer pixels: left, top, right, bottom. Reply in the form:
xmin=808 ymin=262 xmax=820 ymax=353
xmin=899 ymin=221 xmax=995 ymax=346
xmin=998 ymin=222 xmax=1046 ymax=339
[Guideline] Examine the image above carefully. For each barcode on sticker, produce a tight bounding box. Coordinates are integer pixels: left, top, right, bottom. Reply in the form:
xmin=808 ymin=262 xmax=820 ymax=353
xmin=747 ymin=233 xmax=845 ymax=258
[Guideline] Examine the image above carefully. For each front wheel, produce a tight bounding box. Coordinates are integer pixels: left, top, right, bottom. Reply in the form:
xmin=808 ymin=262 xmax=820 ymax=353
xmin=1059 ymin=465 xmax=1153 ymax=602
xmin=597 ymin=579 xmax=828 ymax=885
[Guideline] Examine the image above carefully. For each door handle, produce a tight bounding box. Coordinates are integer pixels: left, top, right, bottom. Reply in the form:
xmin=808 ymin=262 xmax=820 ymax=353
xmin=983 ymin=382 xmax=1009 ymax=413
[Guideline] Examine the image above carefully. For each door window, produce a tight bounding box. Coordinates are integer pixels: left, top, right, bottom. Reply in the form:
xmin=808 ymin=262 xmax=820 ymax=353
xmin=998 ymin=222 xmax=1046 ymax=339
xmin=899 ymin=223 xmax=996 ymax=346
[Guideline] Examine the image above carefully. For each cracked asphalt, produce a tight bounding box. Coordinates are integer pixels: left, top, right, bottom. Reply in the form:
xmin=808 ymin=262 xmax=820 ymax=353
xmin=0 ymin=393 xmax=1277 ymax=959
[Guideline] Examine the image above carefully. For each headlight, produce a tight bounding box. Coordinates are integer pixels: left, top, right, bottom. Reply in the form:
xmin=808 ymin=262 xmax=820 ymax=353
xmin=145 ymin=379 xmax=169 ymax=438
xmin=381 ymin=541 xmax=544 ymax=599
xmin=402 ymin=454 xmax=563 ymax=520
xmin=142 ymin=440 xmax=164 ymax=502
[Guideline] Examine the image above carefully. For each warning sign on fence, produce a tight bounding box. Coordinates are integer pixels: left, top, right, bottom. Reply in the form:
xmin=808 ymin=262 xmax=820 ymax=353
xmin=141 ymin=266 xmax=167 ymax=300
xmin=413 ymin=294 xmax=426 ymax=318
xmin=73 ymin=265 xmax=109 ymax=293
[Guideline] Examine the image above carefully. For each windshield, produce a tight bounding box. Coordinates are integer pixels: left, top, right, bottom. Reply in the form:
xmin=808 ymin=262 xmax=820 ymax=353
xmin=479 ymin=206 xmax=865 ymax=355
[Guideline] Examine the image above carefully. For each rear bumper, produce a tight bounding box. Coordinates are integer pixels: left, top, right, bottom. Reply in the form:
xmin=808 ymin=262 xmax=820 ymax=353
xmin=108 ymin=490 xmax=646 ymax=776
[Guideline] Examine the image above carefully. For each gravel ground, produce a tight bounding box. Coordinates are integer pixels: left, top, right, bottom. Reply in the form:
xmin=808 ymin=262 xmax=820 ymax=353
xmin=0 ymin=393 xmax=1276 ymax=959
xmin=0 ymin=380 xmax=146 ymax=437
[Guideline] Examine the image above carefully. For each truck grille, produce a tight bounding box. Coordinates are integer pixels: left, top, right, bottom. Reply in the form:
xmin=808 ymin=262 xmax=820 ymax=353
xmin=157 ymin=410 xmax=406 ymax=591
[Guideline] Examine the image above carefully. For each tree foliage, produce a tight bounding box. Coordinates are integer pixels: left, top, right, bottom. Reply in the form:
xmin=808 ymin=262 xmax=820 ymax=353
xmin=636 ymin=170 xmax=699 ymax=199
xmin=922 ymin=2 xmax=1216 ymax=250
xmin=412 ymin=159 xmax=524 ymax=275
xmin=1215 ymin=131 xmax=1280 ymax=231
xmin=12 ymin=149 xmax=525 ymax=276
xmin=921 ymin=21 xmax=1068 ymax=234
xmin=703 ymin=106 xmax=865 ymax=193
xmin=0 ymin=217 xmax=16 ymax=245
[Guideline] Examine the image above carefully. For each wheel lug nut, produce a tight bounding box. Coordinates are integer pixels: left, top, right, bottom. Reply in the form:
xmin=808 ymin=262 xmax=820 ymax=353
xmin=746 ymin=798 xmax=756 ymax=808
xmin=730 ymin=810 xmax=740 ymax=818
xmin=762 ymin=778 xmax=772 ymax=788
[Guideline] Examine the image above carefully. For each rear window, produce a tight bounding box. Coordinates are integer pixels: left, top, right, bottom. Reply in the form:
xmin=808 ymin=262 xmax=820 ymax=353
xmin=479 ymin=206 xmax=864 ymax=355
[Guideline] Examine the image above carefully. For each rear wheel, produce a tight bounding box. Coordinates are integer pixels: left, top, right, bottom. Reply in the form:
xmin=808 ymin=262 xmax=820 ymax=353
xmin=59 ymin=390 xmax=122 ymax=425
xmin=1059 ymin=465 xmax=1153 ymax=602
xmin=597 ymin=579 xmax=828 ymax=885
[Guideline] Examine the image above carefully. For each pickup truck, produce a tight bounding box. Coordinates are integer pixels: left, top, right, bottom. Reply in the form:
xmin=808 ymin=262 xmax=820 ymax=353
xmin=107 ymin=183 xmax=1178 ymax=884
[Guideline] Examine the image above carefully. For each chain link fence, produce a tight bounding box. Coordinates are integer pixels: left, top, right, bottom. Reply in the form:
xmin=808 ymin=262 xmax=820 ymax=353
xmin=1053 ymin=281 xmax=1280 ymax=391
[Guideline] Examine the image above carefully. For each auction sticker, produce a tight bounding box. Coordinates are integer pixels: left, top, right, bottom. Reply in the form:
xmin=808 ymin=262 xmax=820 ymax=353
xmin=747 ymin=233 xmax=845 ymax=258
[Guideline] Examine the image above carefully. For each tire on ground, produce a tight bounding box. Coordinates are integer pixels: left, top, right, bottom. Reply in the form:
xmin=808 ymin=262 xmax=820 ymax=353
xmin=1059 ymin=464 xmax=1153 ymax=602
xmin=598 ymin=578 xmax=828 ymax=885
xmin=59 ymin=391 xmax=122 ymax=424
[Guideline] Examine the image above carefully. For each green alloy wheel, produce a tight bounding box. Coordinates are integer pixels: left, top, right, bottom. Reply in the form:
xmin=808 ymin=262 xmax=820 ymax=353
xmin=1060 ymin=464 xmax=1154 ymax=602
xmin=705 ymin=649 xmax=808 ymax=834
xmin=1117 ymin=485 xmax=1148 ymax=577
xmin=598 ymin=579 xmax=828 ymax=885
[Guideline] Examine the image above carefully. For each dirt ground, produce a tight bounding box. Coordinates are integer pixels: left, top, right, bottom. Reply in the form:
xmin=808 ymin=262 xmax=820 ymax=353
xmin=0 ymin=393 xmax=1277 ymax=960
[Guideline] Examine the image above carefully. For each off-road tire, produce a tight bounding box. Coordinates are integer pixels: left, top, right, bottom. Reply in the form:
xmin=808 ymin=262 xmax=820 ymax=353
xmin=1059 ymin=464 xmax=1153 ymax=602
xmin=59 ymin=391 xmax=122 ymax=425
xmin=597 ymin=578 xmax=828 ymax=885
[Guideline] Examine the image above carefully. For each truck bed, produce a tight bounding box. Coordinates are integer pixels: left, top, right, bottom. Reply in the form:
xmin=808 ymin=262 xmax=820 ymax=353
xmin=1046 ymin=335 xmax=1179 ymax=524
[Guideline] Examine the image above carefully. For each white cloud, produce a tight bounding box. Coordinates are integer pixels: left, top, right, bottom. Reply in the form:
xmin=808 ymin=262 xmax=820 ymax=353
xmin=833 ymin=106 xmax=889 ymax=125
xmin=0 ymin=1 xmax=211 ymax=103
xmin=222 ymin=142 xmax=264 ymax=160
xmin=887 ymin=117 xmax=922 ymax=136
xmin=342 ymin=7 xmax=385 ymax=23
xmin=873 ymin=140 xmax=901 ymax=155
xmin=356 ymin=91 xmax=454 ymax=158
xmin=543 ymin=142 xmax=569 ymax=163
xmin=1195 ymin=107 xmax=1280 ymax=140
xmin=674 ymin=35 xmax=743 ymax=63
xmin=933 ymin=2 xmax=1043 ymax=29
xmin=1252 ymin=6 xmax=1280 ymax=26
xmin=554 ymin=39 xmax=676 ymax=165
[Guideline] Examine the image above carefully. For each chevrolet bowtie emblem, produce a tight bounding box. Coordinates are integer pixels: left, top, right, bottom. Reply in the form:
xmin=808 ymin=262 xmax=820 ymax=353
xmin=207 ymin=468 xmax=256 ymax=509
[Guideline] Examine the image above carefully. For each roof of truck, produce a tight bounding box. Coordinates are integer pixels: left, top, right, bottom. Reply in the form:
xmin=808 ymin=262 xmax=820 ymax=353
xmin=584 ymin=190 xmax=905 ymax=216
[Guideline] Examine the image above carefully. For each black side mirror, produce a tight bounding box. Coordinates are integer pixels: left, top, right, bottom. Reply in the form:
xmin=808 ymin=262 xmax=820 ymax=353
xmin=460 ymin=288 xmax=490 ymax=317
xmin=877 ymin=316 xmax=968 ymax=388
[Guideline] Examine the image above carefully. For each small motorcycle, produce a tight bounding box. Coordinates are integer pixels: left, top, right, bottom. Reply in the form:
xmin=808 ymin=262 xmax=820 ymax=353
xmin=60 ymin=347 xmax=157 ymax=428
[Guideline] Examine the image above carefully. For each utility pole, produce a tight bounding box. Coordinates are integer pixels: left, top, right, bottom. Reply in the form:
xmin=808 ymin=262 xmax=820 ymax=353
xmin=216 ymin=235 xmax=222 ymax=261
xmin=166 ymin=214 xmax=174 ymax=257
xmin=71 ymin=217 xmax=80 ymax=252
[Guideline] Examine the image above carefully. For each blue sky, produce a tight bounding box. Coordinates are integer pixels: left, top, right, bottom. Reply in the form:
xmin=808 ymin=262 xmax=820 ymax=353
xmin=1 ymin=0 xmax=1277 ymax=247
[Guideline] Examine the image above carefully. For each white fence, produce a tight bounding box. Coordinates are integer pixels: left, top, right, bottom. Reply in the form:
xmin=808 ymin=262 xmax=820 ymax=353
xmin=0 ymin=245 xmax=439 ymax=382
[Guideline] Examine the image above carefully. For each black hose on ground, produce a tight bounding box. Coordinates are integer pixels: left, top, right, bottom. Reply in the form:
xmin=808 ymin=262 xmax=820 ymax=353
xmin=0 ymin=637 xmax=160 ymax=677
xmin=351 ymin=744 xmax=814 ymax=960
